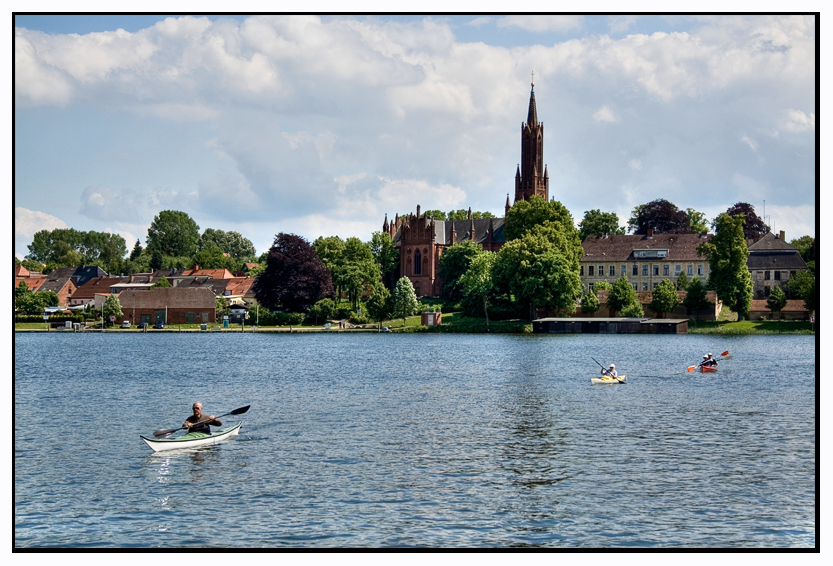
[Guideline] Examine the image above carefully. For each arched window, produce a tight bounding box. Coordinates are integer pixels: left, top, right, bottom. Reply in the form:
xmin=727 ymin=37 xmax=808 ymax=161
xmin=414 ymin=249 xmax=422 ymax=275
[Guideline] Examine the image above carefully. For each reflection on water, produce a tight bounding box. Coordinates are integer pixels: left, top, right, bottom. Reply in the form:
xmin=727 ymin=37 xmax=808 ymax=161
xmin=14 ymin=333 xmax=815 ymax=548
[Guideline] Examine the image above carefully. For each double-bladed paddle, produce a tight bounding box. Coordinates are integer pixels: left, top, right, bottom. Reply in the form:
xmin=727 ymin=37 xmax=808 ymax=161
xmin=152 ymin=405 xmax=250 ymax=438
xmin=591 ymin=356 xmax=622 ymax=381
xmin=687 ymin=351 xmax=730 ymax=372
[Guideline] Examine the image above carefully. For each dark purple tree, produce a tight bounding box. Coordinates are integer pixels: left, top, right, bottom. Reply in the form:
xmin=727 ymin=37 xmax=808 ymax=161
xmin=724 ymin=203 xmax=770 ymax=241
xmin=627 ymin=199 xmax=691 ymax=234
xmin=251 ymin=233 xmax=334 ymax=313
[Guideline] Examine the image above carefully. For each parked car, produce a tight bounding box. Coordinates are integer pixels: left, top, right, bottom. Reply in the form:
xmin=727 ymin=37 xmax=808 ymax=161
xmin=121 ymin=321 xmax=131 ymax=328
xmin=153 ymin=321 xmax=165 ymax=329
xmin=138 ymin=322 xmax=149 ymax=329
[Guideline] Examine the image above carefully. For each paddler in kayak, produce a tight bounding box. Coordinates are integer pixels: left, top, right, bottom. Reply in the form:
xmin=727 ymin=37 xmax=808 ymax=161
xmin=183 ymin=402 xmax=223 ymax=435
xmin=601 ymin=364 xmax=619 ymax=379
xmin=702 ymin=353 xmax=718 ymax=369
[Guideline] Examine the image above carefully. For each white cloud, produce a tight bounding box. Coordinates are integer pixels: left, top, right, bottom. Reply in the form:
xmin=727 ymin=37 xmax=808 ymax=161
xmin=497 ymin=16 xmax=584 ymax=33
xmin=782 ymin=109 xmax=815 ymax=133
xmin=740 ymin=135 xmax=758 ymax=151
xmin=15 ymin=207 xmax=68 ymax=238
xmin=593 ymin=106 xmax=617 ymax=123
xmin=607 ymin=16 xmax=638 ymax=34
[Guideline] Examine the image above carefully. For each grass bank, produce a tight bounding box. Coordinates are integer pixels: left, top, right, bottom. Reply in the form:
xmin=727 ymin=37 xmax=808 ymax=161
xmin=687 ymin=320 xmax=814 ymax=335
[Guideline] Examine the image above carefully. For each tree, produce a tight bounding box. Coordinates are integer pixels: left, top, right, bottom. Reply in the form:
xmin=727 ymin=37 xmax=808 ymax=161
xmin=698 ymin=213 xmax=753 ymax=320
xmin=458 ymin=250 xmax=497 ymax=328
xmin=437 ymin=240 xmax=482 ymax=299
xmin=192 ymin=241 xmax=238 ymax=271
xmin=627 ymin=199 xmax=691 ymax=234
xmin=593 ymin=280 xmax=612 ymax=291
xmin=766 ymin=286 xmax=788 ymax=318
xmin=391 ymin=277 xmax=418 ymax=325
xmin=199 ymin=228 xmax=256 ymax=259
xmin=421 ymin=209 xmax=447 ymax=220
xmin=129 ymin=239 xmax=143 ymax=261
xmin=686 ymin=208 xmax=709 ymax=234
xmin=504 ymin=195 xmax=575 ymax=241
xmin=580 ymin=289 xmax=601 ymax=315
xmin=578 ymin=209 xmax=625 ymax=241
xmin=216 ymin=297 xmax=231 ymax=321
xmin=308 ymin=298 xmax=337 ymax=325
xmin=365 ymin=284 xmax=392 ymax=329
xmin=491 ymin=223 xmax=583 ymax=318
xmin=447 ymin=209 xmax=495 ymax=220
xmin=368 ymin=231 xmax=400 ymax=290
xmin=787 ymin=270 xmax=815 ymax=312
xmin=146 ymin=210 xmax=200 ymax=257
xmin=676 ymin=272 xmax=690 ymax=291
xmin=682 ymin=277 xmax=711 ymax=319
xmin=648 ymin=279 xmax=680 ymax=318
xmin=15 ymin=286 xmax=58 ymax=315
xmin=252 ymin=233 xmax=334 ymax=312
xmin=340 ymin=237 xmax=381 ymax=309
xmin=620 ymin=301 xmax=645 ymax=317
xmin=102 ymin=294 xmax=123 ymax=327
xmin=607 ymin=275 xmax=639 ymax=316
xmin=26 ymin=228 xmax=126 ymax=270
xmin=150 ymin=277 xmax=172 ymax=289
xmin=789 ymin=236 xmax=815 ymax=264
xmin=724 ymin=203 xmax=769 ymax=241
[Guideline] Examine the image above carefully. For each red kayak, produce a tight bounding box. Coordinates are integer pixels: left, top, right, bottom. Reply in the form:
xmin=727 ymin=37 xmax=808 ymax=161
xmin=700 ymin=364 xmax=718 ymax=373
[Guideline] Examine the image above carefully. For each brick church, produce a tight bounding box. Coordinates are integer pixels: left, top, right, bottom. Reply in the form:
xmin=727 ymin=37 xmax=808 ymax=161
xmin=383 ymin=78 xmax=550 ymax=297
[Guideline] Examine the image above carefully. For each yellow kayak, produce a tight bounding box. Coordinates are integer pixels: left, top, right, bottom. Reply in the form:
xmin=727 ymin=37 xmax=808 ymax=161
xmin=591 ymin=374 xmax=626 ymax=384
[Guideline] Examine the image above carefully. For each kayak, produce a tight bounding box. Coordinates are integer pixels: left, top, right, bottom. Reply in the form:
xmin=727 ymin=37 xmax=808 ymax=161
xmin=591 ymin=374 xmax=626 ymax=385
xmin=141 ymin=422 xmax=242 ymax=452
xmin=700 ymin=364 xmax=718 ymax=373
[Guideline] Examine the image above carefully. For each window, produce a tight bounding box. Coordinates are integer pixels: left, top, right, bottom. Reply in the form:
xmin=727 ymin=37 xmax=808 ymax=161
xmin=589 ymin=283 xmax=595 ymax=291
xmin=764 ymin=271 xmax=770 ymax=280
xmin=598 ymin=266 xmax=604 ymax=276
xmin=687 ymin=265 xmax=693 ymax=276
xmin=580 ymin=265 xmax=584 ymax=276
xmin=414 ymin=249 xmax=421 ymax=275
xmin=663 ymin=265 xmax=669 ymax=276
xmin=633 ymin=264 xmax=638 ymax=276
xmin=675 ymin=265 xmax=681 ymax=275
xmin=632 ymin=283 xmax=638 ymax=290
xmin=642 ymin=283 xmax=648 ymax=291
xmin=589 ymin=266 xmax=594 ymax=276
xmin=642 ymin=265 xmax=648 ymax=276
xmin=652 ymin=282 xmax=658 ymax=289
xmin=697 ymin=265 xmax=703 ymax=276
xmin=621 ymin=265 xmax=627 ymax=276
xmin=774 ymin=271 xmax=781 ymax=280
xmin=653 ymin=265 xmax=659 ymax=276
xmin=764 ymin=286 xmax=770 ymax=297
xmin=609 ymin=265 xmax=615 ymax=277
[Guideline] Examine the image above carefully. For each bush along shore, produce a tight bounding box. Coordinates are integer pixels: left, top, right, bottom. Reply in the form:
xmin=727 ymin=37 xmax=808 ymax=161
xmin=15 ymin=314 xmax=813 ymax=335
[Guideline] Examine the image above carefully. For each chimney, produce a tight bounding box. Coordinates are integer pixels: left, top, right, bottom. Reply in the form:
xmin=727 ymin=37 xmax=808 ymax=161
xmin=779 ymin=230 xmax=785 ymax=240
xmin=416 ymin=204 xmax=421 ymax=218
xmin=646 ymin=229 xmax=654 ymax=238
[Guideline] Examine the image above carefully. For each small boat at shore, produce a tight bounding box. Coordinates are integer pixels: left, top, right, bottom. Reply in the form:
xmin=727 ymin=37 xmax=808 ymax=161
xmin=591 ymin=374 xmax=626 ymax=385
xmin=141 ymin=422 xmax=242 ymax=452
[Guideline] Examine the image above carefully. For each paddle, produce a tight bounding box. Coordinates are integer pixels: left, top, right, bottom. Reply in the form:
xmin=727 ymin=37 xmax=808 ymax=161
xmin=687 ymin=351 xmax=729 ymax=372
xmin=591 ymin=357 xmax=622 ymax=381
xmin=152 ymin=405 xmax=250 ymax=438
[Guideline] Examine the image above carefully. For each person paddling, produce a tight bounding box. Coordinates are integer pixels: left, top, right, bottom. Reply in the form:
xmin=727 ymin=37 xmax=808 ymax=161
xmin=183 ymin=402 xmax=222 ymax=435
xmin=601 ymin=364 xmax=619 ymax=379
xmin=702 ymin=353 xmax=718 ymax=368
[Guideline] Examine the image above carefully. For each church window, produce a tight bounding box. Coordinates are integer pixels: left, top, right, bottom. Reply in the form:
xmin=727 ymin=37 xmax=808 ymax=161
xmin=414 ymin=249 xmax=422 ymax=275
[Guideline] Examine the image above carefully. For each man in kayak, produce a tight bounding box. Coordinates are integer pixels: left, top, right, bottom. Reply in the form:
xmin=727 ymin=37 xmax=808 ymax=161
xmin=183 ymin=402 xmax=223 ymax=435
xmin=601 ymin=364 xmax=619 ymax=379
xmin=702 ymin=353 xmax=718 ymax=368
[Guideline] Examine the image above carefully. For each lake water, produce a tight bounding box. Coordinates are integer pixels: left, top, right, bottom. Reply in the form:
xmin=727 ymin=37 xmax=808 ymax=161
xmin=14 ymin=332 xmax=816 ymax=548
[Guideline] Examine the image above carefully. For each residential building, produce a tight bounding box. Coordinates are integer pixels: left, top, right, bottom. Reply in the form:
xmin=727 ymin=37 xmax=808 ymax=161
xmin=580 ymin=230 xmax=712 ymax=293
xmin=117 ymin=287 xmax=217 ymax=326
xmin=69 ymin=276 xmax=126 ymax=306
xmin=747 ymin=231 xmax=808 ymax=299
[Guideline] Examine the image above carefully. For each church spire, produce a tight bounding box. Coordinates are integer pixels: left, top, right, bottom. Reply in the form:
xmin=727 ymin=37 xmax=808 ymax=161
xmin=527 ymin=71 xmax=538 ymax=128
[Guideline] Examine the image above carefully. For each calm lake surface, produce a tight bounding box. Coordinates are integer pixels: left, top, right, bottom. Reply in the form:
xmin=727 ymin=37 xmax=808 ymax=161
xmin=14 ymin=332 xmax=816 ymax=548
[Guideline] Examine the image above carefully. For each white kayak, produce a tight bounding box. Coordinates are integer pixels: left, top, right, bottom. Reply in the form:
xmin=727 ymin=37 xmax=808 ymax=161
xmin=591 ymin=374 xmax=626 ymax=385
xmin=141 ymin=422 xmax=242 ymax=452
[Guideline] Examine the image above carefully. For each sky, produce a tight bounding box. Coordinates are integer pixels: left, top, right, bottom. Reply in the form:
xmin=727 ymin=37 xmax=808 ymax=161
xmin=13 ymin=13 xmax=819 ymax=260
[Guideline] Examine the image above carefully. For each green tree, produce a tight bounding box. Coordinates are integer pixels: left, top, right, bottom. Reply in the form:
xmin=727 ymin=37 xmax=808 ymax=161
xmin=102 ymin=294 xmax=123 ymax=327
xmin=341 ymin=237 xmax=381 ymax=309
xmin=150 ymin=277 xmax=172 ymax=289
xmin=578 ymin=209 xmax=625 ymax=241
xmin=365 ymin=284 xmax=392 ymax=329
xmin=492 ymin=223 xmax=583 ymax=318
xmin=766 ymin=286 xmax=788 ymax=318
xmin=648 ymin=279 xmax=679 ymax=318
xmin=607 ymin=275 xmax=639 ymax=316
xmin=391 ymin=277 xmax=419 ymax=324
xmin=580 ymin=289 xmax=601 ymax=315
xmin=620 ymin=301 xmax=645 ymax=317
xmin=437 ymin=240 xmax=482 ymax=299
xmin=368 ymin=231 xmax=400 ymax=290
xmin=199 ymin=228 xmax=256 ymax=259
xmin=308 ymin=298 xmax=337 ymax=325
xmin=146 ymin=210 xmax=200 ymax=257
xmin=682 ymin=277 xmax=711 ymax=319
xmin=504 ymin=195 xmax=575 ymax=241
xmin=787 ymin=270 xmax=815 ymax=312
xmin=216 ymin=297 xmax=231 ymax=321
xmin=686 ymin=208 xmax=709 ymax=234
xmin=192 ymin=241 xmax=239 ymax=271
xmin=628 ymin=199 xmax=691 ymax=234
xmin=593 ymin=280 xmax=612 ymax=291
xmin=15 ymin=286 xmax=59 ymax=315
xmin=421 ymin=209 xmax=447 ymax=220
xmin=789 ymin=236 xmax=814 ymax=264
xmin=698 ymin=213 xmax=753 ymax=320
xmin=129 ymin=239 xmax=143 ymax=261
xmin=676 ymin=271 xmax=690 ymax=291
xmin=458 ymin=250 xmax=497 ymax=328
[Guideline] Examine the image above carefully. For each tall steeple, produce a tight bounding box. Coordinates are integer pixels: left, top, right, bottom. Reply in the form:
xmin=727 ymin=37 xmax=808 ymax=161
xmin=514 ymin=72 xmax=549 ymax=205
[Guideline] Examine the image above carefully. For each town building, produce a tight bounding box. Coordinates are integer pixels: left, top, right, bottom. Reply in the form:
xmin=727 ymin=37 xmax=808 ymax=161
xmin=385 ymin=77 xmax=547 ymax=297
xmin=579 ymin=230 xmax=712 ymax=293
xmin=746 ymin=231 xmax=808 ymax=299
xmin=117 ymin=287 xmax=217 ymax=326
